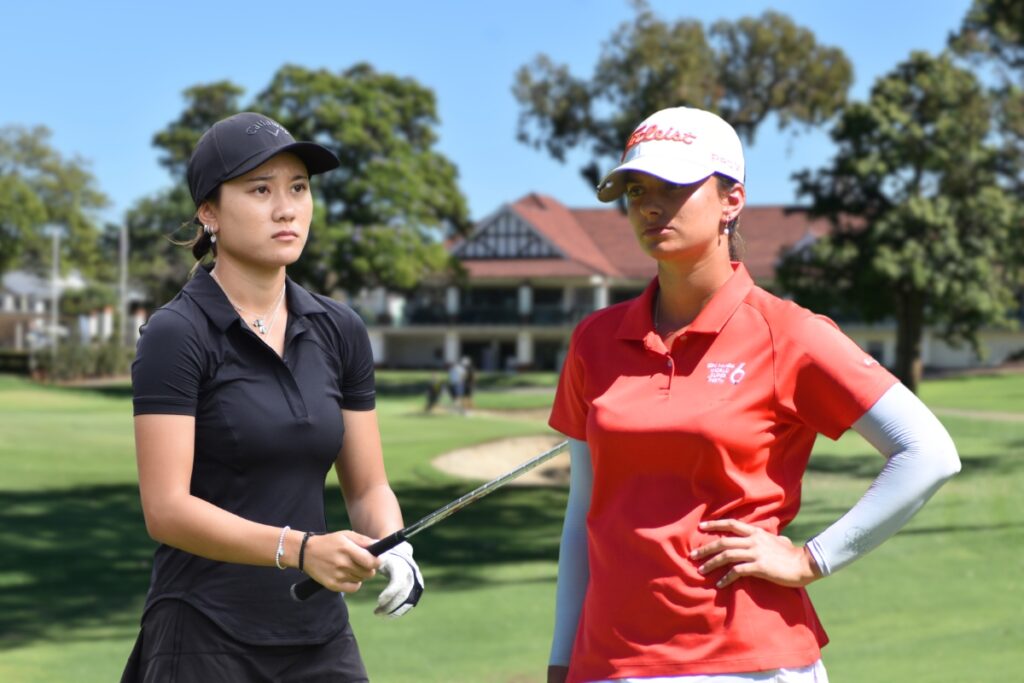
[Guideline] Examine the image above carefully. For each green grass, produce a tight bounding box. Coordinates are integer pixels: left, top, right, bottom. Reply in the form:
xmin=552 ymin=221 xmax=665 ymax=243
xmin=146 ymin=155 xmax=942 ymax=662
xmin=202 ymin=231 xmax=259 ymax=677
xmin=0 ymin=373 xmax=1021 ymax=682
xmin=918 ymin=371 xmax=1024 ymax=412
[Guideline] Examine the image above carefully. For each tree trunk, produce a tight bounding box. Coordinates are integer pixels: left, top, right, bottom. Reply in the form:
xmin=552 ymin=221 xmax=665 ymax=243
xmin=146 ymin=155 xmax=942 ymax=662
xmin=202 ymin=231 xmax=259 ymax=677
xmin=893 ymin=290 xmax=925 ymax=394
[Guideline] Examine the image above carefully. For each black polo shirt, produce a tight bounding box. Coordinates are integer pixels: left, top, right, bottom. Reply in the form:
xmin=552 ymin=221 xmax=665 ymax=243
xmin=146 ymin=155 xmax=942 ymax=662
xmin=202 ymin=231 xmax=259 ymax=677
xmin=131 ymin=266 xmax=375 ymax=645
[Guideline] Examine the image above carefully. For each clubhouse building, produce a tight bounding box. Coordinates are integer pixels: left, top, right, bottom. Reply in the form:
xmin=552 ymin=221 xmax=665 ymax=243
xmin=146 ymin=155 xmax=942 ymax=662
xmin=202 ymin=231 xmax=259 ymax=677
xmin=352 ymin=193 xmax=1024 ymax=372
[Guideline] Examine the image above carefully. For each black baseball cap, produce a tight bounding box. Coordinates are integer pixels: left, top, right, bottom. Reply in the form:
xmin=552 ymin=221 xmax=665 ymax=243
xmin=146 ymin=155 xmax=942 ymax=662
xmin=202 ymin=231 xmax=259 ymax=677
xmin=186 ymin=112 xmax=340 ymax=206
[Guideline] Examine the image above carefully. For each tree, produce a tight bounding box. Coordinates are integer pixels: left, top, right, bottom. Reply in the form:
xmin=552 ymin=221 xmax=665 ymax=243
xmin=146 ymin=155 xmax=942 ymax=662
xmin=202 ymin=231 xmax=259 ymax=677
xmin=123 ymin=186 xmax=199 ymax=308
xmin=0 ymin=174 xmax=46 ymax=275
xmin=127 ymin=65 xmax=471 ymax=300
xmin=776 ymin=52 xmax=1020 ymax=393
xmin=0 ymin=125 xmax=109 ymax=278
xmin=949 ymin=0 xmax=1023 ymax=72
xmin=950 ymin=0 xmax=1024 ymax=196
xmin=124 ymin=82 xmax=243 ymax=306
xmin=513 ymin=2 xmax=853 ymax=190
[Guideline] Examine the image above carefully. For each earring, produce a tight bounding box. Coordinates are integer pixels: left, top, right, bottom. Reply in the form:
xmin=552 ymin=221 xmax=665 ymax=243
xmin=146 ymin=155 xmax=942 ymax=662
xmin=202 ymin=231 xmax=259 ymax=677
xmin=203 ymin=224 xmax=212 ymax=236
xmin=210 ymin=233 xmax=217 ymax=244
xmin=723 ymin=227 xmax=731 ymax=236
xmin=204 ymin=224 xmax=217 ymax=244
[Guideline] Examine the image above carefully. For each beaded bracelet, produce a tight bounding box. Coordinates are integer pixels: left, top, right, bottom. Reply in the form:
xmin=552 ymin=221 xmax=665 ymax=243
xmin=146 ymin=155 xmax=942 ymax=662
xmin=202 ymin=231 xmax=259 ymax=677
xmin=275 ymin=525 xmax=291 ymax=570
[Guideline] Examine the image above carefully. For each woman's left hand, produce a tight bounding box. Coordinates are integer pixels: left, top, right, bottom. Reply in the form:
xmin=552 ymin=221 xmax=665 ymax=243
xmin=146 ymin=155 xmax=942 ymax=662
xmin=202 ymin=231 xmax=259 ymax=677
xmin=691 ymin=519 xmax=822 ymax=589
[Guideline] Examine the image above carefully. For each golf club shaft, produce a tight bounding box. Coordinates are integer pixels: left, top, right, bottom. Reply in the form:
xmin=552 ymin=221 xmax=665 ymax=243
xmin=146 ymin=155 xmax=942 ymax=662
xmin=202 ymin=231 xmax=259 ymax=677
xmin=290 ymin=439 xmax=569 ymax=601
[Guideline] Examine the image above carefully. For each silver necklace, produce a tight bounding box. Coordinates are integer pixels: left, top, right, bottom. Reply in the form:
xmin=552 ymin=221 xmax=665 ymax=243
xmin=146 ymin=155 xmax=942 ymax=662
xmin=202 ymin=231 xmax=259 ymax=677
xmin=211 ymin=272 xmax=286 ymax=336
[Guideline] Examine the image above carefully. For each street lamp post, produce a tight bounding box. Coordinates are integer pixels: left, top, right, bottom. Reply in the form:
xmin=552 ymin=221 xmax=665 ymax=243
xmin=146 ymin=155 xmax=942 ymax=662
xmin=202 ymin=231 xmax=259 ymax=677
xmin=47 ymin=226 xmax=61 ymax=363
xmin=119 ymin=222 xmax=128 ymax=346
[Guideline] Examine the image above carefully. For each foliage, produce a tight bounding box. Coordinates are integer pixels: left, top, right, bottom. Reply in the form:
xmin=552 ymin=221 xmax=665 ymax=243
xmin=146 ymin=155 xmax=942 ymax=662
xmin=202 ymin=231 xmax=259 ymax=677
xmin=513 ymin=2 xmax=853 ymax=190
xmin=126 ymin=65 xmax=471 ymax=302
xmin=123 ymin=185 xmax=201 ymax=309
xmin=60 ymin=284 xmax=117 ymax=316
xmin=0 ymin=125 xmax=110 ymax=278
xmin=0 ymin=174 xmax=46 ymax=275
xmin=31 ymin=333 xmax=133 ymax=382
xmin=777 ymin=51 xmax=1020 ymax=392
xmin=950 ymin=0 xmax=1024 ymax=197
xmin=949 ymin=0 xmax=1023 ymax=72
xmin=152 ymin=81 xmax=247 ymax=178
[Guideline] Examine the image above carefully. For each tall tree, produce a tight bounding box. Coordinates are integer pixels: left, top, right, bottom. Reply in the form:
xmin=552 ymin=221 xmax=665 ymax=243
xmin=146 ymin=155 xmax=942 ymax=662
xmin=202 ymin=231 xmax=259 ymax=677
xmin=950 ymin=0 xmax=1024 ymax=196
xmin=253 ymin=64 xmax=470 ymax=293
xmin=0 ymin=125 xmax=109 ymax=277
xmin=0 ymin=174 xmax=46 ymax=275
xmin=949 ymin=0 xmax=1023 ymax=71
xmin=152 ymin=81 xmax=246 ymax=178
xmin=776 ymin=52 xmax=1020 ymax=393
xmin=127 ymin=65 xmax=471 ymax=301
xmin=124 ymin=82 xmax=243 ymax=305
xmin=513 ymin=2 xmax=853 ymax=190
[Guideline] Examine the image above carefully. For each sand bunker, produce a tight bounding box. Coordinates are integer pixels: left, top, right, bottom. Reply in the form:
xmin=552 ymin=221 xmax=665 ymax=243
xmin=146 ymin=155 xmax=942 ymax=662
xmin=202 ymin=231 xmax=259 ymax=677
xmin=431 ymin=434 xmax=570 ymax=487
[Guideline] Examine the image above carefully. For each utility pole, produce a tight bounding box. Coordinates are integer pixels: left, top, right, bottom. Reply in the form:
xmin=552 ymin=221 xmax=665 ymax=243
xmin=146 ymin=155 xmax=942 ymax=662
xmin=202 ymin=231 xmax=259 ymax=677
xmin=47 ymin=225 xmax=61 ymax=363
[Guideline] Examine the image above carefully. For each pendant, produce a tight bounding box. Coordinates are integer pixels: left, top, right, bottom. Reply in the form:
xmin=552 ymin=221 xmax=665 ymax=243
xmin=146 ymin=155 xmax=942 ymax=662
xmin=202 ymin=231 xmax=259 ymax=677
xmin=253 ymin=318 xmax=268 ymax=335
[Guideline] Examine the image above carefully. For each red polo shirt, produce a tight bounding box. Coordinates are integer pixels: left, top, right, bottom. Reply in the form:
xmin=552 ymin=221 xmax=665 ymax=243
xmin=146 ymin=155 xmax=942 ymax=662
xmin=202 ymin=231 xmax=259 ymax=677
xmin=549 ymin=263 xmax=897 ymax=682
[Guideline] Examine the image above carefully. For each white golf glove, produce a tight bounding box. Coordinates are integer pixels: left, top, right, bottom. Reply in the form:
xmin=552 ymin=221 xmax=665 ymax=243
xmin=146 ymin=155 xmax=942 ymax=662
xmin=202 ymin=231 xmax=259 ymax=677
xmin=375 ymin=541 xmax=424 ymax=618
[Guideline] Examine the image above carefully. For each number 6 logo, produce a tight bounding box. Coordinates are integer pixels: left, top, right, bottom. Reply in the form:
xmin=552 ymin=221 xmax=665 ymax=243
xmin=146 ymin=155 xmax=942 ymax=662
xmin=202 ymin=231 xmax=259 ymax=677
xmin=729 ymin=362 xmax=746 ymax=385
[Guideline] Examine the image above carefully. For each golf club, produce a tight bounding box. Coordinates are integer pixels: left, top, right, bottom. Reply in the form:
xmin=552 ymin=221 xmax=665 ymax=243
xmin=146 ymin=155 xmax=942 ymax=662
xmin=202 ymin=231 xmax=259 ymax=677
xmin=290 ymin=438 xmax=570 ymax=601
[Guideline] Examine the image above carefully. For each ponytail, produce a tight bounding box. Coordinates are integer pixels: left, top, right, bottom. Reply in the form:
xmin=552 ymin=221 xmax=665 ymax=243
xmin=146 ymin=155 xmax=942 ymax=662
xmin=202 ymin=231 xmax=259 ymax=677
xmin=176 ymin=187 xmax=220 ymax=277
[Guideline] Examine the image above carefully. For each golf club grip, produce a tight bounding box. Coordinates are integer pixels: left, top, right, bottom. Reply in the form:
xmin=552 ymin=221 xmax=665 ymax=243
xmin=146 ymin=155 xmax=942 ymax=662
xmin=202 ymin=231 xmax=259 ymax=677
xmin=367 ymin=530 xmax=407 ymax=555
xmin=289 ymin=530 xmax=408 ymax=601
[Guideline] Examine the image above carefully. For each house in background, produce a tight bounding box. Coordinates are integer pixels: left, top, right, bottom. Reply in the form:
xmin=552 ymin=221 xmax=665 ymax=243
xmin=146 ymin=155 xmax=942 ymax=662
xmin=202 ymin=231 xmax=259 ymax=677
xmin=354 ymin=193 xmax=1024 ymax=372
xmin=0 ymin=269 xmax=146 ymax=353
xmin=0 ymin=270 xmax=82 ymax=352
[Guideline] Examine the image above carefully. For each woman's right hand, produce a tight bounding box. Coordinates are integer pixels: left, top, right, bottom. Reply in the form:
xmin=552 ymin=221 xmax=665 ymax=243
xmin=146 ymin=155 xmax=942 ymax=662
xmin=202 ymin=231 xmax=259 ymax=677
xmin=302 ymin=530 xmax=381 ymax=593
xmin=547 ymin=665 xmax=569 ymax=683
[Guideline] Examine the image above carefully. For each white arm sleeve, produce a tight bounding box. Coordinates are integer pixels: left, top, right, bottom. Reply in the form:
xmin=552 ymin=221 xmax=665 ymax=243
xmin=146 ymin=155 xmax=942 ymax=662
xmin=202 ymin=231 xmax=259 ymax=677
xmin=549 ymin=437 xmax=592 ymax=666
xmin=805 ymin=382 xmax=961 ymax=576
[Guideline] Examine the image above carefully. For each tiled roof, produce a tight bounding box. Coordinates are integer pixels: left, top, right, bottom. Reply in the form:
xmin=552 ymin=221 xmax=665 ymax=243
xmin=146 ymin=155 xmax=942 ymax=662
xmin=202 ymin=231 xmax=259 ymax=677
xmin=509 ymin=193 xmax=619 ymax=275
xmin=737 ymin=206 xmax=831 ymax=282
xmin=459 ymin=194 xmax=831 ymax=284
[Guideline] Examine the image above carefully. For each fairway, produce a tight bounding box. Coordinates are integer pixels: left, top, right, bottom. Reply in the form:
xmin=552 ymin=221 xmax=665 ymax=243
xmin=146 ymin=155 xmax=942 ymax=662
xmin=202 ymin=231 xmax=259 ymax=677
xmin=0 ymin=372 xmax=1021 ymax=682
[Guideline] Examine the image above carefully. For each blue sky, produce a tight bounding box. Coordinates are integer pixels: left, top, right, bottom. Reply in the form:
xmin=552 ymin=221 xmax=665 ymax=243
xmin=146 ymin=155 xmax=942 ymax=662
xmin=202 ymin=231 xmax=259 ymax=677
xmin=1 ymin=0 xmax=973 ymax=225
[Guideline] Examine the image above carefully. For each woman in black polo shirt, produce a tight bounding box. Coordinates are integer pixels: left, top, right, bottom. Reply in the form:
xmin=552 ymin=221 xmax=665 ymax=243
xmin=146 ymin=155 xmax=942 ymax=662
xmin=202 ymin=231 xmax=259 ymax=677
xmin=122 ymin=113 xmax=422 ymax=682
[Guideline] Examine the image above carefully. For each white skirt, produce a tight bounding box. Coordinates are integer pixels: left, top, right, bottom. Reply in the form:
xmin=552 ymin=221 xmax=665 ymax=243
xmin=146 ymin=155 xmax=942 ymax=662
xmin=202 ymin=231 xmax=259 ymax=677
xmin=588 ymin=659 xmax=828 ymax=683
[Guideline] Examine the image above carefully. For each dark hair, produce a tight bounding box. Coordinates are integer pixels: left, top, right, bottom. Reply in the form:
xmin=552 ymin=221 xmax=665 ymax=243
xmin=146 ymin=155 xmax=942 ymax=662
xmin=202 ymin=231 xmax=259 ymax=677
xmin=715 ymin=174 xmax=744 ymax=261
xmin=180 ymin=186 xmax=221 ymax=276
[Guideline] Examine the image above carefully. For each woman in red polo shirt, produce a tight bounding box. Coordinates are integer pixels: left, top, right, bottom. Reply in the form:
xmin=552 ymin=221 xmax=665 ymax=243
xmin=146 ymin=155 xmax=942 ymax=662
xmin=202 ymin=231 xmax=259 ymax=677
xmin=546 ymin=107 xmax=960 ymax=683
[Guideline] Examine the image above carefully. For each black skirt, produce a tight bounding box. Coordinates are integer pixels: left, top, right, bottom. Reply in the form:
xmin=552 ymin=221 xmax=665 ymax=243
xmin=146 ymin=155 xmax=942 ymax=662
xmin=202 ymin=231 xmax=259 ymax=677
xmin=121 ymin=599 xmax=368 ymax=682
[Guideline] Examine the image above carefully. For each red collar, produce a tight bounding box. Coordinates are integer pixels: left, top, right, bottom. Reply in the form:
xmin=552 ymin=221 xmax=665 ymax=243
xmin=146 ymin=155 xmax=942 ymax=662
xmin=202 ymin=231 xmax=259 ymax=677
xmin=615 ymin=262 xmax=754 ymax=342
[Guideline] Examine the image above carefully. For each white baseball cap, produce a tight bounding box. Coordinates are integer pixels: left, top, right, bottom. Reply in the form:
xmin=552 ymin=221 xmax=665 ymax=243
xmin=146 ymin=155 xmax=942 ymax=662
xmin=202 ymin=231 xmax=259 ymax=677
xmin=596 ymin=106 xmax=745 ymax=203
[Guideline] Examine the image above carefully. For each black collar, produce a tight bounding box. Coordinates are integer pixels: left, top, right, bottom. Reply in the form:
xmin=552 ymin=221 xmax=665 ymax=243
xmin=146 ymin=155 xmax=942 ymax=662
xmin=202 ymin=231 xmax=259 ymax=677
xmin=184 ymin=265 xmax=328 ymax=332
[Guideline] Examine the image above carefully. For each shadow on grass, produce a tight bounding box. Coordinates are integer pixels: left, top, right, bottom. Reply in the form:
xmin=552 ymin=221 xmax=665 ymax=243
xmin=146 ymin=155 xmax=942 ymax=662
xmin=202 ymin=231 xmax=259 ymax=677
xmin=807 ymin=451 xmax=1024 ymax=479
xmin=72 ymin=384 xmax=134 ymax=400
xmin=7 ymin=446 xmax=1014 ymax=650
xmin=0 ymin=481 xmax=568 ymax=650
xmin=327 ymin=482 xmax=567 ymax=591
xmin=0 ymin=484 xmax=153 ymax=650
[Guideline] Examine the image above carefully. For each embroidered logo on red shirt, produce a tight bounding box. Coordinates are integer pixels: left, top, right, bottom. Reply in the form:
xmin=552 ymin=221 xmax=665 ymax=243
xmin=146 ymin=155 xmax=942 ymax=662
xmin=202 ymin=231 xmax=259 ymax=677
xmin=707 ymin=361 xmax=746 ymax=385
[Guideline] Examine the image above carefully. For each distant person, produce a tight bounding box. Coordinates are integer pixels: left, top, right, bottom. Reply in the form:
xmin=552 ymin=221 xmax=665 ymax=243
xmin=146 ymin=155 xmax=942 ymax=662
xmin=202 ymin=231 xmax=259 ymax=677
xmin=122 ymin=112 xmax=422 ymax=682
xmin=461 ymin=356 xmax=476 ymax=412
xmin=545 ymin=106 xmax=961 ymax=683
xmin=424 ymin=372 xmax=443 ymax=413
xmin=447 ymin=359 xmax=467 ymax=414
